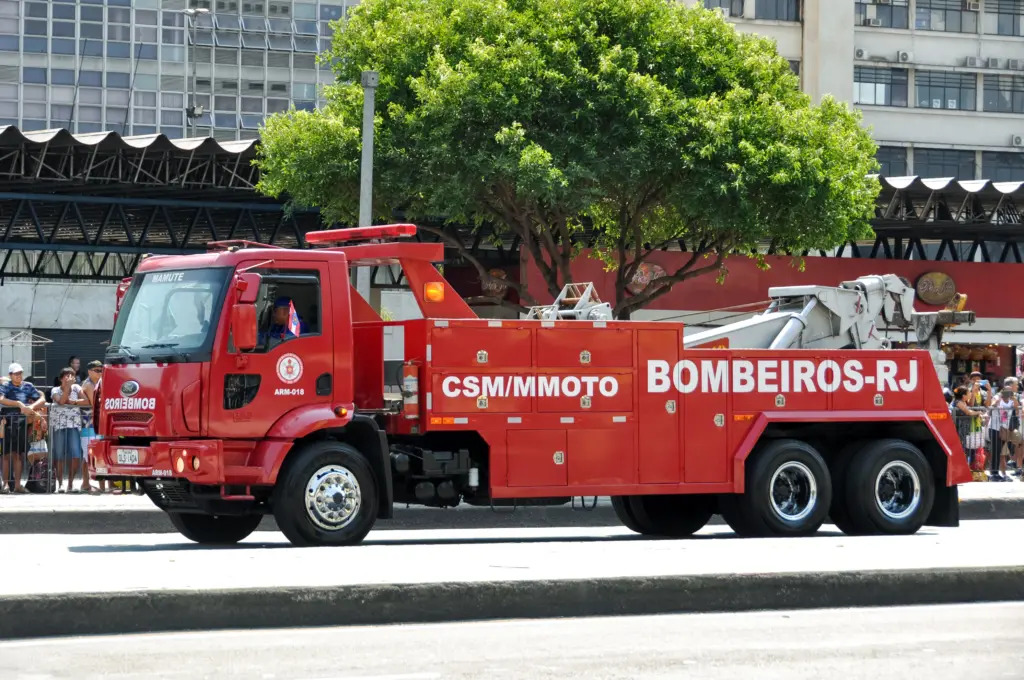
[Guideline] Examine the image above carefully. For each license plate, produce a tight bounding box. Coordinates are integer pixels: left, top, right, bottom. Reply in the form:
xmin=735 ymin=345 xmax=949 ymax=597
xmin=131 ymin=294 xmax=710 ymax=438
xmin=116 ymin=448 xmax=140 ymax=465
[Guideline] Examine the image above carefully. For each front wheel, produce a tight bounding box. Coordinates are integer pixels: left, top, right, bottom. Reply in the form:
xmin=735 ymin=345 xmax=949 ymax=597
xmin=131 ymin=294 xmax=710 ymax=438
xmin=272 ymin=440 xmax=378 ymax=547
xmin=168 ymin=512 xmax=262 ymax=545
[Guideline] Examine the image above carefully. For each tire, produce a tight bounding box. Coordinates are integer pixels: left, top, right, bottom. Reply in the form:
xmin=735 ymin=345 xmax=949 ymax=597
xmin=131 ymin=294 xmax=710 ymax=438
xmin=827 ymin=441 xmax=868 ymax=536
xmin=730 ymin=439 xmax=832 ymax=538
xmin=843 ymin=438 xmax=934 ymax=536
xmin=615 ymin=495 xmax=714 ymax=537
xmin=272 ymin=440 xmax=378 ymax=547
xmin=718 ymin=494 xmax=756 ymax=537
xmin=168 ymin=512 xmax=262 ymax=545
xmin=611 ymin=496 xmax=645 ymax=533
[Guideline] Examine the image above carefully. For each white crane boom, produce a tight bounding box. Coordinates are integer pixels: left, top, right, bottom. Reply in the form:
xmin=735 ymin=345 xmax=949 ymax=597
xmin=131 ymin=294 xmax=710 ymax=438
xmin=683 ymin=274 xmax=974 ymax=385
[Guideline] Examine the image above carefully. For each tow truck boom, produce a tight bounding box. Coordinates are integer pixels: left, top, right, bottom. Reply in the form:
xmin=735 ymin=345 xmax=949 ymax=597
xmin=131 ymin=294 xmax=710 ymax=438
xmin=684 ymin=274 xmax=974 ymax=384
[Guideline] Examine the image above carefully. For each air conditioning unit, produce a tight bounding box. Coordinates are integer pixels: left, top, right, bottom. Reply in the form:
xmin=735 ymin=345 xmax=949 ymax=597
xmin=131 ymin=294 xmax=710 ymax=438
xmin=987 ymin=58 xmax=1002 ymax=68
xmin=1008 ymin=59 xmax=1024 ymax=71
xmin=864 ymin=17 xmax=882 ymax=26
xmin=1013 ymin=135 xmax=1024 ymax=148
xmin=964 ymin=0 xmax=981 ymax=11
xmin=897 ymin=50 xmax=912 ymax=63
xmin=964 ymin=56 xmax=982 ymax=67
xmin=855 ymin=47 xmax=870 ymax=60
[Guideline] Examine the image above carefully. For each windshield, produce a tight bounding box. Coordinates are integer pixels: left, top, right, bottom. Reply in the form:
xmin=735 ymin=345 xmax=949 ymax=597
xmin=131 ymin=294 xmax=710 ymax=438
xmin=108 ymin=267 xmax=231 ymax=363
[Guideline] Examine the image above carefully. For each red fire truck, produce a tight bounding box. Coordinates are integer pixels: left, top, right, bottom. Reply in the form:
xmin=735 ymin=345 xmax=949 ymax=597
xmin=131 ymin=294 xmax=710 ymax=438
xmin=90 ymin=225 xmax=973 ymax=546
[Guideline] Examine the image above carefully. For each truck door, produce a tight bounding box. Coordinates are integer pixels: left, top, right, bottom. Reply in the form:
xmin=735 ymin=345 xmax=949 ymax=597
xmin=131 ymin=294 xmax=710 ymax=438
xmin=209 ymin=262 xmax=334 ymax=439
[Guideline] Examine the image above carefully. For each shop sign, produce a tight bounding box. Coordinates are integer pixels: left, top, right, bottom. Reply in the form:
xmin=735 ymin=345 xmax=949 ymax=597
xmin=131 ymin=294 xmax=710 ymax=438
xmin=915 ymin=271 xmax=956 ymax=306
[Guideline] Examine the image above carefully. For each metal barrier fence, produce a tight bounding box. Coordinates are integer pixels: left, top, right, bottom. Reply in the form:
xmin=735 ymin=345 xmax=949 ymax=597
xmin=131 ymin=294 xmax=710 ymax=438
xmin=0 ymin=408 xmax=141 ymax=495
xmin=952 ymin=405 xmax=1022 ymax=481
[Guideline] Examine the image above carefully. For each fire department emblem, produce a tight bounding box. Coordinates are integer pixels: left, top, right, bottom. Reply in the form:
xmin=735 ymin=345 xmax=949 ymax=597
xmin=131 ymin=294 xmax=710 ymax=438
xmin=276 ymin=353 xmax=303 ymax=385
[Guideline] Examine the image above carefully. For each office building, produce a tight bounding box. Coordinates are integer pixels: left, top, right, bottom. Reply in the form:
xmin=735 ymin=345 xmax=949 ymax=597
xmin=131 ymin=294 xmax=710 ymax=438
xmin=692 ymin=0 xmax=1024 ymax=181
xmin=0 ymin=0 xmax=349 ymax=141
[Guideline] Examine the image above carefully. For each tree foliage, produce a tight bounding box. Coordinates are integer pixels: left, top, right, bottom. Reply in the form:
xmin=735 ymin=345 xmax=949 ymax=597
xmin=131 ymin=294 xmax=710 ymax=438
xmin=255 ymin=0 xmax=879 ymax=316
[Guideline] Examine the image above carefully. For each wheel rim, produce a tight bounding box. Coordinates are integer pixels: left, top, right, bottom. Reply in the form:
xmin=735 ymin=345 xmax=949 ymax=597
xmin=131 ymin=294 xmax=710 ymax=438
xmin=769 ymin=461 xmax=818 ymax=523
xmin=874 ymin=461 xmax=921 ymax=520
xmin=304 ymin=465 xmax=362 ymax=531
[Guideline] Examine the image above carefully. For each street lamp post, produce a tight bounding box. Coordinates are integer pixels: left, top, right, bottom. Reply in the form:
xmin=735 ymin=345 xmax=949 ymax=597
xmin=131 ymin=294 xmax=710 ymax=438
xmin=182 ymin=8 xmax=210 ymax=138
xmin=355 ymin=70 xmax=378 ymax=302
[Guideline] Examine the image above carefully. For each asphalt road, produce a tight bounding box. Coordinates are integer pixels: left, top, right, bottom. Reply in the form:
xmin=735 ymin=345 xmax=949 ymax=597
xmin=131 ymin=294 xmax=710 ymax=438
xmin=1 ymin=603 xmax=1021 ymax=679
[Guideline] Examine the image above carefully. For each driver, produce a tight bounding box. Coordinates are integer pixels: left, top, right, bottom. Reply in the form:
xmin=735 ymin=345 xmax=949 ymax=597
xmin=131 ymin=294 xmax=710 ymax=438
xmin=259 ymin=296 xmax=307 ymax=346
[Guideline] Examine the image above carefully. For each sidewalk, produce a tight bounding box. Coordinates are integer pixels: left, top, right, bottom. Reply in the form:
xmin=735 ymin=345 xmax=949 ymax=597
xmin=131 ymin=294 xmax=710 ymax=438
xmin=2 ymin=521 xmax=1023 ymax=639
xmin=1 ymin=482 xmax=1023 ymax=534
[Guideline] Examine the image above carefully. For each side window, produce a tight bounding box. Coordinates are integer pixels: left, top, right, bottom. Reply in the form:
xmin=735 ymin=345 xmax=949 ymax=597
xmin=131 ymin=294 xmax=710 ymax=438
xmin=249 ymin=268 xmax=322 ymax=354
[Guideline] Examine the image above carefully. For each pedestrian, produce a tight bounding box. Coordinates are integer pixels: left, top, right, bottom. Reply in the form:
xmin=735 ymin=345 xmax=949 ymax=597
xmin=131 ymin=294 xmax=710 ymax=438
xmin=50 ymin=356 xmax=81 ymax=403
xmin=953 ymin=385 xmax=986 ymax=477
xmin=80 ymin=360 xmax=104 ymax=494
xmin=50 ymin=367 xmax=89 ymax=493
xmin=0 ymin=363 xmax=45 ymax=494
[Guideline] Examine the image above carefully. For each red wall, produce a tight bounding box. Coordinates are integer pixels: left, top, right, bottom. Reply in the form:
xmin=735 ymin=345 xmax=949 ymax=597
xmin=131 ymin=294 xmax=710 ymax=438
xmin=524 ymin=251 xmax=1016 ymax=319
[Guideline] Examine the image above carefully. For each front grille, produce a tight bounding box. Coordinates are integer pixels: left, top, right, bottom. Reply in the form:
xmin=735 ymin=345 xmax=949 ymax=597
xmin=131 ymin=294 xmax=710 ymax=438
xmin=112 ymin=413 xmax=153 ymax=424
xmin=143 ymin=479 xmax=197 ymax=509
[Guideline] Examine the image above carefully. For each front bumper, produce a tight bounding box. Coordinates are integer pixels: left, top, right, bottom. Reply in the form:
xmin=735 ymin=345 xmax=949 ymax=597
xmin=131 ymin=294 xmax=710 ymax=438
xmin=89 ymin=438 xmax=225 ymax=484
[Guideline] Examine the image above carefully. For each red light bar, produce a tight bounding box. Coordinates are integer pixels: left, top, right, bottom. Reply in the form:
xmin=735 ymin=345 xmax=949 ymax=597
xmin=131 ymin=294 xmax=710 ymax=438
xmin=306 ymin=224 xmax=418 ymax=244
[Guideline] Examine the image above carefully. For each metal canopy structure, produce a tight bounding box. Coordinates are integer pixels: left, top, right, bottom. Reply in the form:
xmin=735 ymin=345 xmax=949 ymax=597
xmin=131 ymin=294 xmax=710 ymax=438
xmin=0 ymin=126 xmax=320 ymax=282
xmin=2 ymin=125 xmax=1023 ymax=284
xmin=868 ymin=175 xmax=1024 ymax=263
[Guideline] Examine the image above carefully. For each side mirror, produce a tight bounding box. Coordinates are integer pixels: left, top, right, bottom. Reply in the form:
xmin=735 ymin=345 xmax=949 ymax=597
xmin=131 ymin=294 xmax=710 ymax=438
xmin=231 ymin=304 xmax=258 ymax=351
xmin=235 ymin=273 xmax=262 ymax=304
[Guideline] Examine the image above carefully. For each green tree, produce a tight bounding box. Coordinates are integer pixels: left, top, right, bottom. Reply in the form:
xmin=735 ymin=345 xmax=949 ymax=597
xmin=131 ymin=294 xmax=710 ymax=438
xmin=255 ymin=0 xmax=879 ymax=317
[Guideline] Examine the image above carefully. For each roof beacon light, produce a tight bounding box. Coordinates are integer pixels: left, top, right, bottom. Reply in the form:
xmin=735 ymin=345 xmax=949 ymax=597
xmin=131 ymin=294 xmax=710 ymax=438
xmin=306 ymin=224 xmax=418 ymax=245
xmin=424 ymin=282 xmax=445 ymax=303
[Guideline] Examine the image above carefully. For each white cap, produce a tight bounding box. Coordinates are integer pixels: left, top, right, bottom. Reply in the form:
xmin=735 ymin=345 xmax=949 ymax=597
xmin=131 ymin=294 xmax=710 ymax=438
xmin=8 ymin=362 xmax=23 ymax=374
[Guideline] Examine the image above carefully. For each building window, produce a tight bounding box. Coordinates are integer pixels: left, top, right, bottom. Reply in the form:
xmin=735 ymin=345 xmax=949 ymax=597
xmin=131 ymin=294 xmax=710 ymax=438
xmin=984 ymin=0 xmax=1024 ymax=36
xmin=787 ymin=60 xmax=800 ymax=75
xmin=876 ymin=147 xmax=908 ymax=176
xmin=23 ymin=67 xmax=47 ymax=84
xmin=855 ymin=0 xmax=909 ymax=28
xmin=915 ymin=149 xmax=974 ymax=179
xmin=915 ymin=0 xmax=979 ymax=33
xmin=982 ymin=152 xmax=1024 ymax=181
xmin=754 ymin=0 xmax=798 ymax=21
xmin=704 ymin=0 xmax=744 ymax=16
xmin=984 ymin=74 xmax=1024 ymax=114
xmin=916 ymin=71 xmax=976 ymax=111
xmin=978 ymin=150 xmax=1024 ymax=179
xmin=854 ymin=67 xmax=908 ymax=107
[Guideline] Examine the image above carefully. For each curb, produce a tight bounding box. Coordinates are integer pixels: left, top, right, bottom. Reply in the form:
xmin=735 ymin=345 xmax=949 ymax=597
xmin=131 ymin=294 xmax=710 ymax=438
xmin=2 ymin=497 xmax=1024 ymax=534
xmin=3 ymin=566 xmax=1024 ymax=640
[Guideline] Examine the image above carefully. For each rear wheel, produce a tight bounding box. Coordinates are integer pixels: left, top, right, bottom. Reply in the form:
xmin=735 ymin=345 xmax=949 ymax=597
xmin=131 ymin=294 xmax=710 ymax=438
xmin=272 ymin=440 xmax=378 ymax=547
xmin=611 ymin=496 xmax=645 ymax=533
xmin=843 ymin=439 xmax=934 ymax=535
xmin=615 ymin=495 xmax=715 ymax=537
xmin=168 ymin=512 xmax=262 ymax=545
xmin=727 ymin=439 xmax=832 ymax=537
xmin=828 ymin=441 xmax=867 ymax=535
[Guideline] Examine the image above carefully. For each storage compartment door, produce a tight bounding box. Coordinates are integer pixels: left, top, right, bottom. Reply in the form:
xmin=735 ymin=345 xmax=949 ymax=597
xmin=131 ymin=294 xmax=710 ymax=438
xmin=638 ymin=329 xmax=681 ymax=483
xmin=507 ymin=430 xmax=568 ymax=488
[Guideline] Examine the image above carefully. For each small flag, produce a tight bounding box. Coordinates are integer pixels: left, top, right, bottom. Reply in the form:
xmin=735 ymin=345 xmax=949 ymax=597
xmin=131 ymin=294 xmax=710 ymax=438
xmin=287 ymin=301 xmax=300 ymax=336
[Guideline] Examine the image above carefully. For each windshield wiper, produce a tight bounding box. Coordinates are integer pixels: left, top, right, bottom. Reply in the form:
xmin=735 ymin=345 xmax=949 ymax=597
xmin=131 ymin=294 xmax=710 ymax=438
xmin=140 ymin=342 xmax=179 ymax=349
xmin=106 ymin=345 xmax=139 ymax=364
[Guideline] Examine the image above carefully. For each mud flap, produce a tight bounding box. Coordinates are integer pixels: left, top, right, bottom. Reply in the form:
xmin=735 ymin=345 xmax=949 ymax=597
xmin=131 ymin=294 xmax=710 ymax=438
xmin=925 ymin=482 xmax=959 ymax=527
